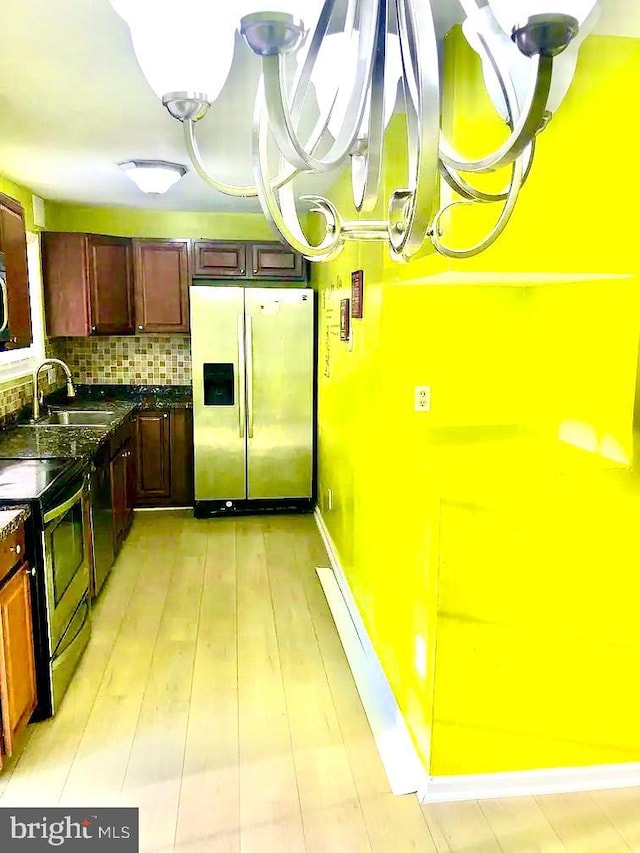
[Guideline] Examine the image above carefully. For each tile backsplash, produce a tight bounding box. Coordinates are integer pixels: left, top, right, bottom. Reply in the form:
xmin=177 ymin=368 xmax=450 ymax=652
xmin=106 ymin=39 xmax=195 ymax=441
xmin=57 ymin=335 xmax=192 ymax=385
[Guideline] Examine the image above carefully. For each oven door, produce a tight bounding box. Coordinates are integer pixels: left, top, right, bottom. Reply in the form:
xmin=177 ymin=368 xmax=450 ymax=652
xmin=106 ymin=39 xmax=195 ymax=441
xmin=42 ymin=479 xmax=90 ymax=653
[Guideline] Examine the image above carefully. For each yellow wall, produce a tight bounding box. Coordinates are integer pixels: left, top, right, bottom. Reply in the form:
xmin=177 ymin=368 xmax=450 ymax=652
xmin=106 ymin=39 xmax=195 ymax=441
xmin=312 ymin=32 xmax=640 ymax=777
xmin=44 ymin=202 xmax=276 ymax=240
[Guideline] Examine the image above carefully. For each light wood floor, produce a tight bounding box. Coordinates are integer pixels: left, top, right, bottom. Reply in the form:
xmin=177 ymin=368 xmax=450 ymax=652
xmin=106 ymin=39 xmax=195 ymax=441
xmin=2 ymin=512 xmax=640 ymax=852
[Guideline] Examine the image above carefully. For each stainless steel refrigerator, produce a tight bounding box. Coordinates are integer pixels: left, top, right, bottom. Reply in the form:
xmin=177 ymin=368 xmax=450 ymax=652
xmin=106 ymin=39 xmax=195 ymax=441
xmin=190 ymin=285 xmax=314 ymax=516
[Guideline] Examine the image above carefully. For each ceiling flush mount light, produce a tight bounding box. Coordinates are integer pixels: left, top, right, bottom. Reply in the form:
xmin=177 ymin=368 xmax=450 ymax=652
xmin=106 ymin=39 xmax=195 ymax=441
xmin=110 ymin=0 xmax=599 ymax=261
xmin=119 ymin=159 xmax=187 ymax=194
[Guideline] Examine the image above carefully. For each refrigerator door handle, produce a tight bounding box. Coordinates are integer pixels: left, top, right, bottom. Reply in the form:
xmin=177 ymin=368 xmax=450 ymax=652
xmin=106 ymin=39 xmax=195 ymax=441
xmin=246 ymin=315 xmax=254 ymax=439
xmin=237 ymin=315 xmax=246 ymax=439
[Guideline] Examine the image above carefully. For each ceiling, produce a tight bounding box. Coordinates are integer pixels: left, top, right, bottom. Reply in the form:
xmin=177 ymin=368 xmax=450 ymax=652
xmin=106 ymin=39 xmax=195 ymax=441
xmin=0 ymin=0 xmax=635 ymax=216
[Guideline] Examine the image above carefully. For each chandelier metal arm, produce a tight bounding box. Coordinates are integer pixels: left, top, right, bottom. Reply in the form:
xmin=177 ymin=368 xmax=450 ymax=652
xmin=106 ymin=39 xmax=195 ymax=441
xmin=439 ymin=51 xmax=553 ymax=174
xmin=430 ymin=154 xmax=525 ymax=258
xmin=183 ymin=119 xmax=295 ymax=197
xmin=260 ymin=0 xmax=380 ymax=173
xmin=351 ymin=0 xmax=388 ymax=212
xmin=252 ymin=79 xmax=344 ymax=261
xmin=439 ymin=140 xmax=535 ymax=202
xmin=388 ymin=0 xmax=440 ymax=260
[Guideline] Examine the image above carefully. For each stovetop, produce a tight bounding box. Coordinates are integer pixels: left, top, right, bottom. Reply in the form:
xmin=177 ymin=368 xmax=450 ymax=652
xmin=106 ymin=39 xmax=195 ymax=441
xmin=0 ymin=458 xmax=84 ymax=503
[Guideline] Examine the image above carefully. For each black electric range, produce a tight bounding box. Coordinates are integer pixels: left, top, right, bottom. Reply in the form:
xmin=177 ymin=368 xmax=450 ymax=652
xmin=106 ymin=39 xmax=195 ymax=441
xmin=0 ymin=457 xmax=85 ymax=505
xmin=0 ymin=456 xmax=90 ymax=720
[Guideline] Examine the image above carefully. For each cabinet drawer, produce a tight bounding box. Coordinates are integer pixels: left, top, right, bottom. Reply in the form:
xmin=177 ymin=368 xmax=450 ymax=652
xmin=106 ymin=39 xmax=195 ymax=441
xmin=0 ymin=526 xmax=26 ymax=585
xmin=192 ymin=241 xmax=247 ymax=278
xmin=250 ymin=242 xmax=305 ymax=279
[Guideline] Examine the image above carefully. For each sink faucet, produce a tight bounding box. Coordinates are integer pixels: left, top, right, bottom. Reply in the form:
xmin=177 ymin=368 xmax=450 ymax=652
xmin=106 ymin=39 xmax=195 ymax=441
xmin=32 ymin=358 xmax=76 ymax=421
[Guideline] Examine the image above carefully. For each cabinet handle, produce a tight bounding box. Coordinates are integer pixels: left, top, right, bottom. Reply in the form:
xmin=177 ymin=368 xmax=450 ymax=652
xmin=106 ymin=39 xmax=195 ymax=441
xmin=163 ymin=413 xmax=168 ymax=419
xmin=138 ymin=325 xmax=144 ymax=331
xmin=253 ymin=269 xmax=258 ymax=274
xmin=9 ymin=544 xmax=21 ymax=555
xmin=91 ymin=325 xmax=97 ymax=333
xmin=29 ymin=567 xmax=36 ymax=577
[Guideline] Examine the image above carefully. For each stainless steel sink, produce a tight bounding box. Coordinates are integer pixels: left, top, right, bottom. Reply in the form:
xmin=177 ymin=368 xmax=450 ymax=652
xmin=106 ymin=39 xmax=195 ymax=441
xmin=19 ymin=410 xmax=115 ymax=427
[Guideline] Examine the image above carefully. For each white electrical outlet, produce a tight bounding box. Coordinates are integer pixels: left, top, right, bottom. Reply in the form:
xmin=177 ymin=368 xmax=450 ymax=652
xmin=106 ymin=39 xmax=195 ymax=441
xmin=414 ymin=385 xmax=431 ymax=412
xmin=327 ymin=488 xmax=333 ymax=511
xmin=415 ymin=634 xmax=427 ymax=679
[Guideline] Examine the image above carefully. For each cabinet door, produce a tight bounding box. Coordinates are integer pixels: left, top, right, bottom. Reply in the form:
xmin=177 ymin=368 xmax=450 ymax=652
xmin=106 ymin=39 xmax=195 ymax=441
xmin=250 ymin=242 xmax=305 ymax=280
xmin=110 ymin=448 xmax=126 ymax=551
xmin=135 ymin=411 xmax=171 ymax=501
xmin=87 ymin=236 xmax=134 ymax=335
xmin=133 ymin=240 xmax=190 ymax=333
xmin=0 ymin=563 xmax=37 ymax=757
xmin=192 ymin=241 xmax=247 ymax=278
xmin=123 ymin=437 xmax=136 ymax=536
xmin=41 ymin=232 xmax=92 ymax=337
xmin=0 ymin=195 xmax=32 ymax=348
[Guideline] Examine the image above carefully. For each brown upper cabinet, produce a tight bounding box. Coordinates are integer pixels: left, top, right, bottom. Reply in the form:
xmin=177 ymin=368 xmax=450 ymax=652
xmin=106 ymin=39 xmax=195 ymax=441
xmin=192 ymin=241 xmax=246 ymax=278
xmin=192 ymin=240 xmax=306 ymax=281
xmin=133 ymin=239 xmax=189 ymax=333
xmin=251 ymin=242 xmax=305 ymax=279
xmin=0 ymin=193 xmax=32 ymax=349
xmin=42 ymin=233 xmax=134 ymax=337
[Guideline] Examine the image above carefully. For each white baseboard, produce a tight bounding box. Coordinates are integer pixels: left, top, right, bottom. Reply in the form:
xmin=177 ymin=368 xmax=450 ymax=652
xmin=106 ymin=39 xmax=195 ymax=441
xmin=314 ymin=509 xmax=640 ymax=805
xmin=419 ymin=762 xmax=640 ymax=804
xmin=314 ymin=509 xmax=427 ymax=796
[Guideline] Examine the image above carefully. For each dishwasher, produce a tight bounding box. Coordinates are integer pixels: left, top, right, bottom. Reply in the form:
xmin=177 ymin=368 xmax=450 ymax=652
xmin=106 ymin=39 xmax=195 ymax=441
xmin=89 ymin=444 xmax=115 ymax=597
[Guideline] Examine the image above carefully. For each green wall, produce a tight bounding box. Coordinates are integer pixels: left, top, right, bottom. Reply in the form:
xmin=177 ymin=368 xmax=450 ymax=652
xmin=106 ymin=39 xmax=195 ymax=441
xmin=312 ymin=31 xmax=640 ymax=777
xmin=44 ymin=202 xmax=277 ymax=240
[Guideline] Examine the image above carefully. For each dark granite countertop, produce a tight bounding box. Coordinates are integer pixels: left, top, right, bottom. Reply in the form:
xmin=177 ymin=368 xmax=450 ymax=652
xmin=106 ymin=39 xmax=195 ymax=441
xmin=0 ymin=385 xmax=192 ymax=463
xmin=0 ymin=400 xmax=136 ymax=462
xmin=64 ymin=385 xmax=192 ymax=409
xmin=0 ymin=506 xmax=31 ymax=540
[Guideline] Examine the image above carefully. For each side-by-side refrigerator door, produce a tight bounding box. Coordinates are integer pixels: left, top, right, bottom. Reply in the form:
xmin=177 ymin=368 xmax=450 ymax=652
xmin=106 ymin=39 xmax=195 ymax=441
xmin=244 ymin=287 xmax=314 ymax=500
xmin=191 ymin=286 xmax=246 ymax=501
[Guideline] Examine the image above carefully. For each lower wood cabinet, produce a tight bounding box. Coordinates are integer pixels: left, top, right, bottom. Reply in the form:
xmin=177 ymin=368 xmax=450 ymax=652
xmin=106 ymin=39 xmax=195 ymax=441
xmin=110 ymin=418 xmax=135 ymax=554
xmin=135 ymin=409 xmax=193 ymax=507
xmin=0 ymin=525 xmax=37 ymax=762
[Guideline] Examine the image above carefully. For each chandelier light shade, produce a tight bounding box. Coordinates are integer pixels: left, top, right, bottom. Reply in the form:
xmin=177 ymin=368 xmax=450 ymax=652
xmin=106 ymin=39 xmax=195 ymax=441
xmin=111 ymin=0 xmax=237 ymax=109
xmin=119 ymin=160 xmax=187 ymax=194
xmin=109 ymin=0 xmax=600 ymax=262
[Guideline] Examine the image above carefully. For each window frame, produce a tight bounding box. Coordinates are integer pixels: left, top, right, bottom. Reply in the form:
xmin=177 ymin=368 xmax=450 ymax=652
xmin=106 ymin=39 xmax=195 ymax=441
xmin=0 ymin=231 xmax=46 ymax=382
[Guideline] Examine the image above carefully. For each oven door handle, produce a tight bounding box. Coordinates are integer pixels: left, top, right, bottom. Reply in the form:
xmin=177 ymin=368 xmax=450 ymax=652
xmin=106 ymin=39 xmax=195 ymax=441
xmin=43 ymin=485 xmax=85 ymax=525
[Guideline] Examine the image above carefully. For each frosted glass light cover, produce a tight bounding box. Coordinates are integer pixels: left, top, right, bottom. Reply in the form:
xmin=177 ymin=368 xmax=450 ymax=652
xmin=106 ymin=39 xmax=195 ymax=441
xmin=463 ymin=6 xmax=534 ymax=121
xmin=489 ymin=0 xmax=599 ymax=32
xmin=110 ymin=0 xmax=236 ymax=101
xmin=120 ymin=161 xmax=187 ymax=194
xmin=310 ymin=31 xmax=402 ymax=140
xmin=464 ymin=2 xmax=599 ymax=120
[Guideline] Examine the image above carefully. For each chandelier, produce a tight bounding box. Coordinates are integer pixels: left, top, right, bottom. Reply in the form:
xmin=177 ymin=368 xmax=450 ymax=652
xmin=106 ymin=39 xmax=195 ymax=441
xmin=109 ymin=0 xmax=599 ymax=262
